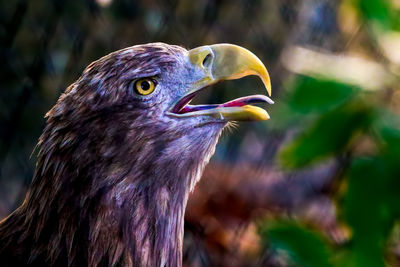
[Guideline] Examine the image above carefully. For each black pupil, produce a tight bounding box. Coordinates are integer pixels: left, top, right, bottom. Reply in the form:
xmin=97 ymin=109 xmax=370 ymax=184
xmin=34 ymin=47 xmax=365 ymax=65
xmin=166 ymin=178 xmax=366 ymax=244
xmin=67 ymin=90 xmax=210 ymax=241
xmin=141 ymin=80 xmax=151 ymax=91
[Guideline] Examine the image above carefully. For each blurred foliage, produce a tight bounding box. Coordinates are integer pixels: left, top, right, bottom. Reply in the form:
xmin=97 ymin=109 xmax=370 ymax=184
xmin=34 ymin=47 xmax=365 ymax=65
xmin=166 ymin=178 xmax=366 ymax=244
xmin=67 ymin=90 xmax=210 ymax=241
xmin=261 ymin=0 xmax=400 ymax=266
xmin=356 ymin=0 xmax=400 ymax=31
xmin=279 ymin=77 xmax=370 ymax=168
xmin=287 ymin=77 xmax=360 ymax=114
xmin=260 ymin=220 xmax=333 ymax=267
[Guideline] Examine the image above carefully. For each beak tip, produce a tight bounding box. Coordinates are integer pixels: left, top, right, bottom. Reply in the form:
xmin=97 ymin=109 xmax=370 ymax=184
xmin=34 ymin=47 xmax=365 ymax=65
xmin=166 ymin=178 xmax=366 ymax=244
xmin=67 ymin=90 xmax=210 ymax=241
xmin=264 ymin=79 xmax=272 ymax=97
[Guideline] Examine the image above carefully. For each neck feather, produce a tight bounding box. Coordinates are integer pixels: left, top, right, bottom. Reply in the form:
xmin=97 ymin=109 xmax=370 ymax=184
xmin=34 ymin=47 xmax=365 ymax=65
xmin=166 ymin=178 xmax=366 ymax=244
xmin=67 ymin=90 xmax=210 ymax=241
xmin=0 ymin=122 xmax=223 ymax=266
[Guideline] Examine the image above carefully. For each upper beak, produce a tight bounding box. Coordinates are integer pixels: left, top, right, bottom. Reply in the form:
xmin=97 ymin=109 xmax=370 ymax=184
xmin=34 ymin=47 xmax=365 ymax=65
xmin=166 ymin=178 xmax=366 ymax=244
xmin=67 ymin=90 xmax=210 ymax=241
xmin=188 ymin=44 xmax=271 ymax=97
xmin=168 ymin=43 xmax=273 ymax=121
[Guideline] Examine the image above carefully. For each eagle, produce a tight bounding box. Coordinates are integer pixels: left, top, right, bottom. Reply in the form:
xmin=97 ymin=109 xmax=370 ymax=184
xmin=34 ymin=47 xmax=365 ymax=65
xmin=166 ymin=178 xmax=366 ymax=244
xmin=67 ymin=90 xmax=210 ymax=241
xmin=0 ymin=43 xmax=272 ymax=266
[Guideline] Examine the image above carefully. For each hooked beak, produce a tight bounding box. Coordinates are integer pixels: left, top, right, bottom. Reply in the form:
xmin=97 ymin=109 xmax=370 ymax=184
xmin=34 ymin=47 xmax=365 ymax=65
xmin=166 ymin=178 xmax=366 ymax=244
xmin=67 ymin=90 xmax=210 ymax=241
xmin=168 ymin=44 xmax=273 ymax=121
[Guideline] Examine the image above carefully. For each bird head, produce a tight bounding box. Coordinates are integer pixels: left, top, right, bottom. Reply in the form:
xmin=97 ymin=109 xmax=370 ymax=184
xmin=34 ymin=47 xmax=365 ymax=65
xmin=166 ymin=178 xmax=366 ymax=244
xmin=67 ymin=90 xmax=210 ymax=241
xmin=43 ymin=42 xmax=272 ymax=191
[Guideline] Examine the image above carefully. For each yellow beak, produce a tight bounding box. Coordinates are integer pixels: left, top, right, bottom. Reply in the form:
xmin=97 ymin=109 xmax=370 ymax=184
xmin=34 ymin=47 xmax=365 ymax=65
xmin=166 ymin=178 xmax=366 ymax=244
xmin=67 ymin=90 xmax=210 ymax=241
xmin=168 ymin=44 xmax=273 ymax=121
xmin=188 ymin=44 xmax=271 ymax=97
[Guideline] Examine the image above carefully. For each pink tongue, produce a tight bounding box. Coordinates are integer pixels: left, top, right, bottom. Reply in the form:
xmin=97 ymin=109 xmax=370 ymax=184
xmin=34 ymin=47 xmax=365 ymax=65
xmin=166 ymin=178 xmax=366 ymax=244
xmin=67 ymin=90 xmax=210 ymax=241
xmin=220 ymin=98 xmax=248 ymax=108
xmin=178 ymin=95 xmax=271 ymax=114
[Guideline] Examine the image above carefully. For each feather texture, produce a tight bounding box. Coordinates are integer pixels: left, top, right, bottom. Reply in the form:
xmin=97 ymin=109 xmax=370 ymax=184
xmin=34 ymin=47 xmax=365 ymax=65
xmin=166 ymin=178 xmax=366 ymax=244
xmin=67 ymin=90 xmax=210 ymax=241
xmin=0 ymin=43 xmax=225 ymax=266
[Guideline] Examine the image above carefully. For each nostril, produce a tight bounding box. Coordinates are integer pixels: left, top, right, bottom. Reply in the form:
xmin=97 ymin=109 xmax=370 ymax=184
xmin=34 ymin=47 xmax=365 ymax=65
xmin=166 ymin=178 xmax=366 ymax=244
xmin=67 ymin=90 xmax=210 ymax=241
xmin=202 ymin=53 xmax=213 ymax=68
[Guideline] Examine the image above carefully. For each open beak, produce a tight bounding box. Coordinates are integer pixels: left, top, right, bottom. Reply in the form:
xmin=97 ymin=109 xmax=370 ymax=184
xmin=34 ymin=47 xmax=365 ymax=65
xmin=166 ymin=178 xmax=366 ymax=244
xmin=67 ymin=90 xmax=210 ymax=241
xmin=168 ymin=44 xmax=273 ymax=121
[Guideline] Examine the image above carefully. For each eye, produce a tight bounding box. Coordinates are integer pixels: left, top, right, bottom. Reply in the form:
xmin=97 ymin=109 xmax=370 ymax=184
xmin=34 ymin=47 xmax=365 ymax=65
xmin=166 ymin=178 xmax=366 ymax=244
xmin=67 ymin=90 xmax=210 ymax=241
xmin=133 ymin=78 xmax=157 ymax=96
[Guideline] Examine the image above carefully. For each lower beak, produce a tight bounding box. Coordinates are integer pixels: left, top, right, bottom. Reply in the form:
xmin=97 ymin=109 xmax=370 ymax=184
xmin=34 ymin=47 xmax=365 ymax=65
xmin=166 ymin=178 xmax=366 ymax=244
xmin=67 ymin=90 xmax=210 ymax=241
xmin=169 ymin=43 xmax=273 ymax=121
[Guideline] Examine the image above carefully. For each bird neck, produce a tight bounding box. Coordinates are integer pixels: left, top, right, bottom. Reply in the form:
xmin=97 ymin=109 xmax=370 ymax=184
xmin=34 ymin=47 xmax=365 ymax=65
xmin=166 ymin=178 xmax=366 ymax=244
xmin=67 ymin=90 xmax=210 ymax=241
xmin=0 ymin=154 xmax=203 ymax=266
xmin=111 ymin=128 xmax=223 ymax=266
xmin=115 ymin=182 xmax=189 ymax=266
xmin=0 ymin=118 xmax=224 ymax=266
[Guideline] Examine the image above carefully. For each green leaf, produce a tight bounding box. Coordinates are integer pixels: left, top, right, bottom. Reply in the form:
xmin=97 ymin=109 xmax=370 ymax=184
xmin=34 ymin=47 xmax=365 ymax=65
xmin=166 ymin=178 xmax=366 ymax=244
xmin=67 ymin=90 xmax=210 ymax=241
xmin=344 ymin=157 xmax=394 ymax=267
xmin=288 ymin=76 xmax=359 ymax=114
xmin=259 ymin=220 xmax=333 ymax=267
xmin=372 ymin=112 xmax=400 ymax=216
xmin=373 ymin=110 xmax=400 ymax=158
xmin=356 ymin=0 xmax=400 ymax=31
xmin=278 ymin=103 xmax=373 ymax=169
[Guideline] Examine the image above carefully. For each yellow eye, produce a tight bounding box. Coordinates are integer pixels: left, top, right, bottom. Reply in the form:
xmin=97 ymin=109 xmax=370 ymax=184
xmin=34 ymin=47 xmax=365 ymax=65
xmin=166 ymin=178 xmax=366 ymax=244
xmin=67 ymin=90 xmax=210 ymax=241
xmin=134 ymin=78 xmax=156 ymax=95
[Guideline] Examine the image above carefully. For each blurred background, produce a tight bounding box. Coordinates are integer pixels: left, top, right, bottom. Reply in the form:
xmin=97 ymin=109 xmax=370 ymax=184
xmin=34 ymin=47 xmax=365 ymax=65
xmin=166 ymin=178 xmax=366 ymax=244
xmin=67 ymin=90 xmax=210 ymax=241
xmin=1 ymin=0 xmax=400 ymax=266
